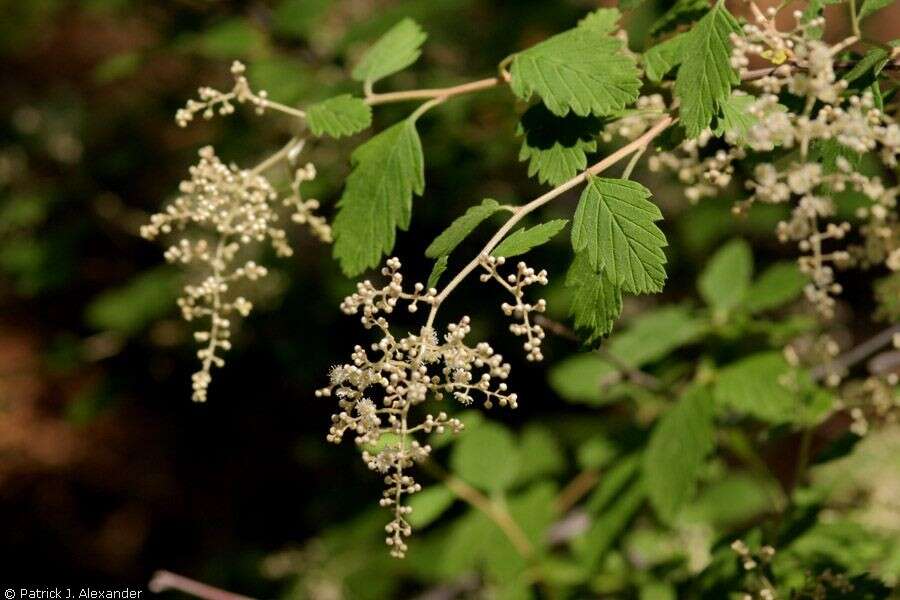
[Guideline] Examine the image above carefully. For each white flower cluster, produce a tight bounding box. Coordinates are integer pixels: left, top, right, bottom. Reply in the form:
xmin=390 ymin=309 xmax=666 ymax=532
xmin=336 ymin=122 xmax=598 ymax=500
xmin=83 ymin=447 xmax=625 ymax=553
xmin=649 ymin=13 xmax=900 ymax=317
xmin=141 ymin=145 xmax=327 ymax=401
xmin=479 ymin=255 xmax=549 ymax=361
xmin=316 ymin=258 xmax=529 ymax=557
xmin=175 ymin=61 xmax=271 ymax=128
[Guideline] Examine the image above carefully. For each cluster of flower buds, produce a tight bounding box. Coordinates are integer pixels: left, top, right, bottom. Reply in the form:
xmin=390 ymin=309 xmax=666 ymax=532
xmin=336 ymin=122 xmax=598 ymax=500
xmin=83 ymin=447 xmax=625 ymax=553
xmin=479 ymin=255 xmax=549 ymax=361
xmin=650 ymin=11 xmax=900 ymax=317
xmin=142 ymin=145 xmax=327 ymax=401
xmin=317 ymin=258 xmax=524 ymax=557
xmin=175 ymin=61 xmax=271 ymax=127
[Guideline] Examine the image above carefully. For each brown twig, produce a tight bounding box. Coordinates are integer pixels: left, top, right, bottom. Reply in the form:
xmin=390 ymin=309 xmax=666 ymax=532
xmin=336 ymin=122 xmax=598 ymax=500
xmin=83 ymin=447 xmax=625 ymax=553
xmin=810 ymin=323 xmax=900 ymax=382
xmin=534 ymin=315 xmax=662 ymax=389
xmin=149 ymin=571 xmax=254 ymax=600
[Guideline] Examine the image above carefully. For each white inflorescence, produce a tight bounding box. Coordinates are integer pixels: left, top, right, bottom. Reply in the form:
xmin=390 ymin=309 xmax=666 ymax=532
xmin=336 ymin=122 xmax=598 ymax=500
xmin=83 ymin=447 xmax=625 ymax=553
xmin=141 ymin=146 xmax=329 ymax=401
xmin=317 ymin=257 xmax=549 ymax=557
xmin=175 ymin=61 xmax=272 ymax=128
xmin=648 ymin=14 xmax=900 ymax=317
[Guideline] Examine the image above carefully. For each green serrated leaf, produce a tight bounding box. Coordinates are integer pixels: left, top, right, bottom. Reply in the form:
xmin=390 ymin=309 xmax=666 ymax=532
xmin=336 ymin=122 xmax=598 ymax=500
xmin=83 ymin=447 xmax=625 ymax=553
xmin=549 ymin=306 xmax=708 ymax=404
xmin=509 ymin=25 xmax=640 ymax=117
xmin=674 ymin=2 xmax=741 ymax=138
xmin=643 ymin=33 xmax=688 ymax=82
xmin=516 ymin=103 xmax=601 ymax=186
xmin=426 ymin=255 xmax=448 ymax=289
xmin=577 ymin=7 xmax=622 ymax=34
xmin=842 ymin=47 xmax=890 ymax=86
xmin=450 ymin=422 xmax=520 ymax=492
xmin=351 ymin=18 xmax=427 ymax=85
xmin=745 ymin=262 xmax=806 ymax=313
xmin=712 ymin=92 xmax=757 ymax=142
xmin=572 ymin=177 xmax=667 ymax=294
xmin=651 ymin=0 xmax=711 ymax=35
xmin=332 ymin=119 xmax=424 ymax=275
xmin=425 ymin=198 xmax=502 ymax=258
xmin=698 ymin=239 xmax=753 ymax=314
xmin=859 ymin=0 xmax=894 ymax=20
xmin=714 ymin=352 xmax=811 ymax=423
xmin=306 ymin=94 xmax=372 ymax=138
xmin=565 ymin=252 xmax=623 ymax=344
xmin=492 ymin=219 xmax=568 ymax=258
xmin=643 ymin=386 xmax=715 ymax=523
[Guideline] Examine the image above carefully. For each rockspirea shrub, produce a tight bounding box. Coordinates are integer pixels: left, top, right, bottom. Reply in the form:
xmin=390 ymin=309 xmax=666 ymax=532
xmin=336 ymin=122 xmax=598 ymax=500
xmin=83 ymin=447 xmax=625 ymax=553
xmin=143 ymin=1 xmax=900 ymax=597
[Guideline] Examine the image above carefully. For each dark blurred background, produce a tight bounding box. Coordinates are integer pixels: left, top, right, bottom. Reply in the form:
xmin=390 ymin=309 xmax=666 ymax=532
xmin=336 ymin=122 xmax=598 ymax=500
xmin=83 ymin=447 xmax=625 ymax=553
xmin=2 ymin=0 xmax=898 ymax=596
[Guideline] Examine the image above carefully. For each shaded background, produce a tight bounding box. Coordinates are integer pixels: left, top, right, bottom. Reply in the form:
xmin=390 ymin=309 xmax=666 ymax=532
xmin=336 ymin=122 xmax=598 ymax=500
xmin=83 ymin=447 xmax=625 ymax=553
xmin=2 ymin=0 xmax=899 ymax=596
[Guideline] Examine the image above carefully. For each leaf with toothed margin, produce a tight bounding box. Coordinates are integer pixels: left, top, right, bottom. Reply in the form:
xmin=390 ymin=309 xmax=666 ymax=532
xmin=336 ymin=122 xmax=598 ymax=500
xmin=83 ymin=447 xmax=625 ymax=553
xmin=351 ymin=18 xmax=427 ymax=85
xmin=509 ymin=22 xmax=640 ymax=117
xmin=425 ymin=199 xmax=503 ymax=258
xmin=565 ymin=252 xmax=623 ymax=344
xmin=643 ymin=33 xmax=688 ymax=82
xmin=516 ymin=103 xmax=602 ymax=186
xmin=332 ymin=119 xmax=424 ymax=276
xmin=306 ymin=95 xmax=372 ymax=138
xmin=572 ymin=176 xmax=667 ymax=294
xmin=492 ymin=219 xmax=568 ymax=258
xmin=674 ymin=1 xmax=741 ymax=138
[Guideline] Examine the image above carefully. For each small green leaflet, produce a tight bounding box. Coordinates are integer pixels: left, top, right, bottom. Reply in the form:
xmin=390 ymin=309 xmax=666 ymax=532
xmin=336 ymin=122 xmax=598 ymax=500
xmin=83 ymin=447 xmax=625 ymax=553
xmin=407 ymin=484 xmax=455 ymax=528
xmin=449 ymin=422 xmax=520 ymax=492
xmin=643 ymin=33 xmax=688 ymax=82
xmin=745 ymin=262 xmax=806 ymax=313
xmin=674 ymin=2 xmax=741 ymax=138
xmin=516 ymin=104 xmax=602 ymax=186
xmin=549 ymin=305 xmax=707 ymax=404
xmin=712 ymin=92 xmax=757 ymax=143
xmin=577 ymin=7 xmax=622 ymax=34
xmin=492 ymin=219 xmax=568 ymax=258
xmin=306 ymin=94 xmax=372 ymax=138
xmin=425 ymin=198 xmax=503 ymax=258
xmin=351 ymin=18 xmax=427 ymax=85
xmin=572 ymin=177 xmax=667 ymax=294
xmin=859 ymin=0 xmax=894 ymax=20
xmin=842 ymin=47 xmax=890 ymax=85
xmin=427 ymin=255 xmax=448 ymax=289
xmin=714 ymin=352 xmax=826 ymax=424
xmin=643 ymin=386 xmax=715 ymax=524
xmin=509 ymin=22 xmax=640 ymax=117
xmin=565 ymin=252 xmax=623 ymax=344
xmin=698 ymin=238 xmax=753 ymax=314
xmin=332 ymin=119 xmax=424 ymax=275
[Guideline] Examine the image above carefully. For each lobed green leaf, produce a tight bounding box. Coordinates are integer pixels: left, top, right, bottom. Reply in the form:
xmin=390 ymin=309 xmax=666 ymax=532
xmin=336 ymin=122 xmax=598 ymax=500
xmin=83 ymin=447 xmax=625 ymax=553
xmin=572 ymin=176 xmax=667 ymax=294
xmin=425 ymin=198 xmax=503 ymax=258
xmin=306 ymin=94 xmax=372 ymax=138
xmin=332 ymin=119 xmax=424 ymax=275
xmin=492 ymin=219 xmax=568 ymax=258
xmin=351 ymin=18 xmax=427 ymax=85
xmin=674 ymin=2 xmax=741 ymax=138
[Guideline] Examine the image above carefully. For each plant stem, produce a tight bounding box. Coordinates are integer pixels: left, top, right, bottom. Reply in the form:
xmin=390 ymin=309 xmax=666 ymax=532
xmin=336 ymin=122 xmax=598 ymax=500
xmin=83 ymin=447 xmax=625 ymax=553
xmin=249 ymin=136 xmax=304 ymax=176
xmin=553 ymin=468 xmax=600 ymax=514
xmin=426 ymin=462 xmax=534 ymax=559
xmin=149 ymin=571 xmax=254 ymax=600
xmin=849 ymin=0 xmax=862 ymax=40
xmin=424 ymin=115 xmax=674 ymax=331
xmin=810 ymin=323 xmax=900 ymax=382
xmin=366 ymin=77 xmax=502 ymax=106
